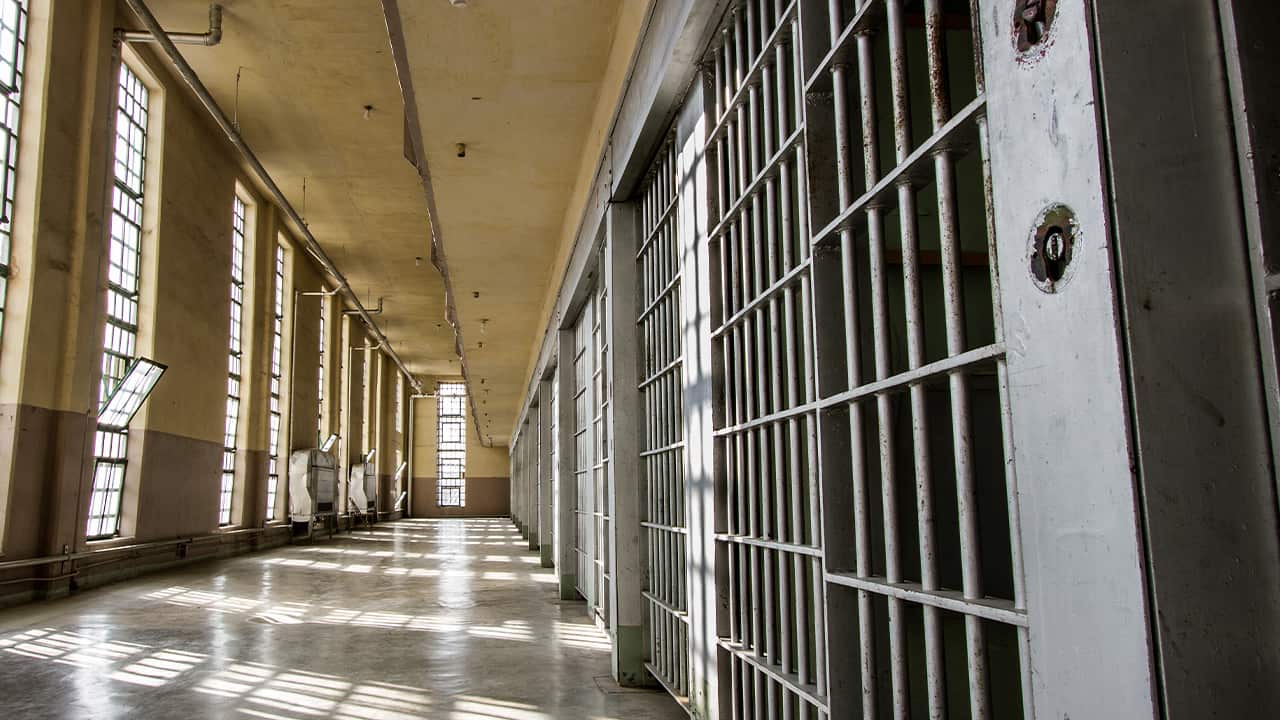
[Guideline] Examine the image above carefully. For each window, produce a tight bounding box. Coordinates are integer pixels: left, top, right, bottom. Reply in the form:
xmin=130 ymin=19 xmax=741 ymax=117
xmin=87 ymin=63 xmax=149 ymax=539
xmin=218 ymin=197 xmax=247 ymax=526
xmin=0 ymin=0 xmax=27 ymax=342
xmin=437 ymin=382 xmax=466 ymax=507
xmin=265 ymin=243 xmax=284 ymax=519
xmin=394 ymin=373 xmax=403 ymax=475
xmin=316 ymin=295 xmax=325 ymax=445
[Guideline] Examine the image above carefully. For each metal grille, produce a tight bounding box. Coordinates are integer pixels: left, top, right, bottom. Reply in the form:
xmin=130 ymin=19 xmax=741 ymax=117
xmin=220 ymin=196 xmax=247 ymax=526
xmin=0 ymin=0 xmax=26 ymax=341
xmin=572 ymin=293 xmax=594 ymax=604
xmin=803 ymin=1 xmax=1027 ymax=717
xmin=592 ymin=257 xmax=611 ymax=626
xmin=266 ymin=244 xmax=284 ymax=519
xmin=706 ymin=3 xmax=828 ymax=717
xmin=437 ymin=381 xmax=467 ymax=506
xmin=637 ymin=133 xmax=690 ymax=703
xmin=88 ymin=63 xmax=149 ymax=540
xmin=546 ymin=374 xmax=557 ymax=558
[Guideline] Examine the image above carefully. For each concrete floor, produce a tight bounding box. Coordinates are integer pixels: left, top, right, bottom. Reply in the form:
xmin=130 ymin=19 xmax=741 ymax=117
xmin=0 ymin=518 xmax=685 ymax=719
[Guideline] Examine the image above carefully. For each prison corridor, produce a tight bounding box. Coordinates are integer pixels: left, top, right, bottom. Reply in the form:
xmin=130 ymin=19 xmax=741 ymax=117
xmin=0 ymin=519 xmax=684 ymax=720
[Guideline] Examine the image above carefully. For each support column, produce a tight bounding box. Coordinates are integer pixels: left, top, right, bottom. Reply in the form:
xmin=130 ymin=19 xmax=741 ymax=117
xmin=605 ymin=201 xmax=646 ymax=686
xmin=526 ymin=411 xmax=539 ymax=550
xmin=676 ymin=77 xmax=722 ymax=719
xmin=519 ymin=419 xmax=531 ymax=540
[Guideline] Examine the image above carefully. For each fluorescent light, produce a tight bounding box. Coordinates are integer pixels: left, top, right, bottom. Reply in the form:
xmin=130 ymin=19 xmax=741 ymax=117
xmin=320 ymin=434 xmax=338 ymax=452
xmin=97 ymin=358 xmax=167 ymax=430
xmin=394 ymin=461 xmax=408 ymax=480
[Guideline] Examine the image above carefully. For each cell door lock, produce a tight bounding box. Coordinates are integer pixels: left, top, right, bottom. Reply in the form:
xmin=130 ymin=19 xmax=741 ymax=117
xmin=1029 ymin=204 xmax=1077 ymax=293
xmin=1013 ymin=0 xmax=1056 ymax=54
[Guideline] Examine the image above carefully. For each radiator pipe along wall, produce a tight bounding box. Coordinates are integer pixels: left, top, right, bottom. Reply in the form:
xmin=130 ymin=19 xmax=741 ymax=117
xmin=117 ymin=0 xmax=424 ymax=395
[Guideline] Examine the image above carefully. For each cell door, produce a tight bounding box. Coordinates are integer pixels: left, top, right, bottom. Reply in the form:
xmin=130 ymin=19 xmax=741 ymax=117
xmin=637 ymin=133 xmax=690 ymax=703
xmin=706 ymin=2 xmax=825 ymax=717
xmin=572 ymin=295 xmax=596 ymax=608
xmin=546 ymin=375 xmax=558 ymax=563
xmin=592 ymin=254 xmax=613 ymax=628
xmin=705 ymin=0 xmax=1165 ymax=718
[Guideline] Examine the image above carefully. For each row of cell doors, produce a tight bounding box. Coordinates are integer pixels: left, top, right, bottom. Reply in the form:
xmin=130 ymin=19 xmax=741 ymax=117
xmin=518 ymin=2 xmax=1220 ymax=719
xmin=630 ymin=0 xmax=1029 ymax=717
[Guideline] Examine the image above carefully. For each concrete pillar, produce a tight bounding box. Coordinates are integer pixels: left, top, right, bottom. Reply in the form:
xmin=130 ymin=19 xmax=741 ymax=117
xmin=0 ymin=0 xmax=114 ymax=570
xmin=371 ymin=351 xmax=388 ymax=516
xmin=537 ymin=378 xmax=555 ymax=567
xmin=676 ymin=78 xmax=721 ymax=719
xmin=516 ymin=420 xmax=529 ymax=538
xmin=605 ymin=201 xmax=646 ymax=686
xmin=526 ymin=411 xmax=539 ymax=551
xmin=337 ymin=316 xmax=365 ymax=515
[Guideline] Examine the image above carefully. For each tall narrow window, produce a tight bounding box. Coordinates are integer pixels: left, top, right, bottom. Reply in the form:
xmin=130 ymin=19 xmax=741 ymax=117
xmin=0 ymin=0 xmax=28 ymax=341
xmin=316 ymin=297 xmax=325 ymax=445
xmin=219 ymin=197 xmax=247 ymax=526
xmin=87 ymin=63 xmax=149 ymax=539
xmin=265 ymin=244 xmax=284 ymax=518
xmin=437 ymin=382 xmax=466 ymax=507
xmin=393 ymin=373 xmax=403 ymax=491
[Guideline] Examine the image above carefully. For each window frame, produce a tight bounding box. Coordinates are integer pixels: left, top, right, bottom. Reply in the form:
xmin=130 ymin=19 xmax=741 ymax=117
xmin=436 ymin=381 xmax=467 ymax=507
xmin=265 ymin=241 xmax=286 ymax=520
xmin=87 ymin=59 xmax=152 ymax=541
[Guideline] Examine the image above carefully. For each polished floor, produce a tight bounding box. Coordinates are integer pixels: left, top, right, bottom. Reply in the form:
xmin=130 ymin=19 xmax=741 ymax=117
xmin=0 ymin=518 xmax=684 ymax=719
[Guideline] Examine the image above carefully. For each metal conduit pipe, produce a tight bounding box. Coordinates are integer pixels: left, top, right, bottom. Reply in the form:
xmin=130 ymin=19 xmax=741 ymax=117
xmin=118 ymin=0 xmax=424 ymax=395
xmin=0 ymin=527 xmax=272 ymax=572
xmin=343 ymin=297 xmax=383 ymax=316
xmin=118 ymin=2 xmax=222 ymax=46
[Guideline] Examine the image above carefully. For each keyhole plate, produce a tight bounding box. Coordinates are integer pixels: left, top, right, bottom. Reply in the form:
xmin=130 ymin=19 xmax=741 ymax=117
xmin=1029 ymin=204 xmax=1078 ymax=294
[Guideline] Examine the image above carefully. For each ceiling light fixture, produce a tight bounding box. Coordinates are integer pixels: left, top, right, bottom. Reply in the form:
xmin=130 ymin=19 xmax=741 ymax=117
xmin=449 ymin=0 xmax=468 ymax=7
xmin=362 ymin=104 xmax=373 ymax=119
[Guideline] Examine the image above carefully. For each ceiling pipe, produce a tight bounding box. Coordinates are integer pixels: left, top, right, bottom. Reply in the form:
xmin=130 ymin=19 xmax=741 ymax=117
xmin=118 ymin=0 xmax=424 ymax=395
xmin=119 ymin=2 xmax=222 ymax=46
xmin=343 ymin=296 xmax=383 ymax=316
xmin=380 ymin=0 xmax=492 ymax=446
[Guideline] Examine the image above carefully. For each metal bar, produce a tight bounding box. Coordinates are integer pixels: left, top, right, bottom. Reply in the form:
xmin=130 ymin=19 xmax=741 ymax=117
xmin=821 ymin=343 xmax=1004 ymax=408
xmin=709 ymin=0 xmax=800 ymax=143
xmin=710 ymin=129 xmax=805 ymax=244
xmin=826 ymin=572 xmax=1029 ymax=627
xmin=712 ymin=260 xmax=811 ymax=339
xmin=718 ymin=641 xmax=828 ymax=710
xmin=810 ymin=95 xmax=986 ymax=248
xmin=715 ymin=533 xmax=823 ymax=558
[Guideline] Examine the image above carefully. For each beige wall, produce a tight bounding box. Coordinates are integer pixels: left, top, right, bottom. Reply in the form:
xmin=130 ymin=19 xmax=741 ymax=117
xmin=409 ymin=376 xmax=509 ymax=517
xmin=0 ymin=1 xmax=391 ymax=569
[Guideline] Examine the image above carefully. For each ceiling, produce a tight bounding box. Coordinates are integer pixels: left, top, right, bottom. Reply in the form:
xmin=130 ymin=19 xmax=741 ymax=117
xmin=139 ymin=0 xmax=635 ymax=445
